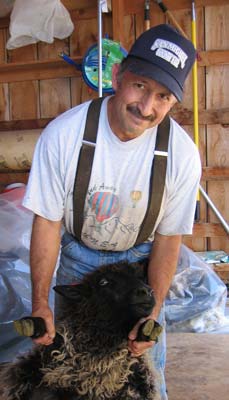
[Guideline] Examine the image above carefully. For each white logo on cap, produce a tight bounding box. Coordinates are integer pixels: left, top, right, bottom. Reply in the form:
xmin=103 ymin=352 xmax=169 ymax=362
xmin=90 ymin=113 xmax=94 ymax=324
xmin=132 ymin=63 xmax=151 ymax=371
xmin=151 ymin=39 xmax=188 ymax=69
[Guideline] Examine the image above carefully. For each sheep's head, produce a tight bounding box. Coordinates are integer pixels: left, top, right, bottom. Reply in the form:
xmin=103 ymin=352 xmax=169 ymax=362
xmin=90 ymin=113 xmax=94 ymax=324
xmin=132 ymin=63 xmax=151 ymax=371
xmin=54 ymin=261 xmax=155 ymax=335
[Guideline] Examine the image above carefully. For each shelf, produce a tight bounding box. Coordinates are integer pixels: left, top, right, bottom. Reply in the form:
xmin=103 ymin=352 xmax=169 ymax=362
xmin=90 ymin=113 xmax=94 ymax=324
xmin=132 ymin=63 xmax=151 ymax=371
xmin=0 ymin=57 xmax=82 ymax=83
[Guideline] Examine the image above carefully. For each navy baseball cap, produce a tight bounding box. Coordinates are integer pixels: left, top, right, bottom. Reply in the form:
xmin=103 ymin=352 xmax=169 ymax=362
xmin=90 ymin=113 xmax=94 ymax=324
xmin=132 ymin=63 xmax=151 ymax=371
xmin=126 ymin=24 xmax=196 ymax=101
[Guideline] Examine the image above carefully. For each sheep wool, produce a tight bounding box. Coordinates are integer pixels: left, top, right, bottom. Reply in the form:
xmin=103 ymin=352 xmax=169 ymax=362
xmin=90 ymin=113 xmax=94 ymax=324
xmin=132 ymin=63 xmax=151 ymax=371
xmin=0 ymin=261 xmax=160 ymax=400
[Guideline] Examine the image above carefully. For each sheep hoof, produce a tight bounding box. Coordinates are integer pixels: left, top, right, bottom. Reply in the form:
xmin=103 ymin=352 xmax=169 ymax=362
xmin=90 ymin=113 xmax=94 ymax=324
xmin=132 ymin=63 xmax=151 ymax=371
xmin=137 ymin=319 xmax=163 ymax=342
xmin=14 ymin=317 xmax=46 ymax=338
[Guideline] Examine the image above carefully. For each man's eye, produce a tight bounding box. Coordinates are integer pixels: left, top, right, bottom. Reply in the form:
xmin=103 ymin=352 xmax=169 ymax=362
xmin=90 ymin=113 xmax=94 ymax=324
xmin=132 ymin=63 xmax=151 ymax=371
xmin=159 ymin=93 xmax=170 ymax=101
xmin=134 ymin=83 xmax=145 ymax=90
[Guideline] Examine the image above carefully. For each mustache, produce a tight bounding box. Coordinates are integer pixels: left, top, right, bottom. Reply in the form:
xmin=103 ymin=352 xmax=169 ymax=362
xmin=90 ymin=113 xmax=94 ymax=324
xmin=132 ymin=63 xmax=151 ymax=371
xmin=127 ymin=105 xmax=156 ymax=122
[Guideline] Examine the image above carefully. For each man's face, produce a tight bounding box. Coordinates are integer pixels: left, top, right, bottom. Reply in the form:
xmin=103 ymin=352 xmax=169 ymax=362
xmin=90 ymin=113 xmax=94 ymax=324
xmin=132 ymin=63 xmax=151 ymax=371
xmin=108 ymin=66 xmax=177 ymax=142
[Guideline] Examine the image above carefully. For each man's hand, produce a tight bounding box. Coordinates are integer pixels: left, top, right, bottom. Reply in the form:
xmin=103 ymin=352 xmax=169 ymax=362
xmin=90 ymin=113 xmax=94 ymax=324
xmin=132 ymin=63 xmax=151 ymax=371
xmin=128 ymin=318 xmax=155 ymax=357
xmin=32 ymin=302 xmax=55 ymax=345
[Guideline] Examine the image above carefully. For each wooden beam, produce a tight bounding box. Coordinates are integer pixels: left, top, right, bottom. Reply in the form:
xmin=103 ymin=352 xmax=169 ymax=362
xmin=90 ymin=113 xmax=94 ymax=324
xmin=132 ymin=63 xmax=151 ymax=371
xmin=0 ymin=119 xmax=51 ymax=131
xmin=187 ymin=223 xmax=227 ymax=237
xmin=0 ymin=172 xmax=29 ymax=185
xmin=112 ymin=0 xmax=126 ymax=47
xmin=0 ymin=57 xmax=82 ymax=83
xmin=124 ymin=0 xmax=229 ymax=15
xmin=0 ymin=16 xmax=9 ymax=29
xmin=198 ymin=50 xmax=229 ymax=67
xmin=0 ymin=47 xmax=228 ymax=84
xmin=62 ymin=0 xmax=97 ymax=11
xmin=0 ymin=107 xmax=228 ymax=131
xmin=171 ymin=107 xmax=229 ymax=125
xmin=202 ymin=167 xmax=229 ymax=181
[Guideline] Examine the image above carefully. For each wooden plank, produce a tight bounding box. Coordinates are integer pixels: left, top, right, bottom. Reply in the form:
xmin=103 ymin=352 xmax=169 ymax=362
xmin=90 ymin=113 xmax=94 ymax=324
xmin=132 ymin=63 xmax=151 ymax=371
xmin=0 ymin=107 xmax=227 ymax=130
xmin=0 ymin=110 xmax=226 ymax=133
xmin=62 ymin=0 xmax=97 ymax=10
xmin=38 ymin=39 xmax=71 ymax=118
xmin=9 ymin=81 xmax=39 ymax=119
xmin=124 ymin=0 xmax=229 ymax=14
xmin=198 ymin=50 xmax=229 ymax=67
xmin=39 ymin=78 xmax=71 ymax=118
xmin=8 ymin=42 xmax=39 ymax=121
xmin=202 ymin=5 xmax=229 ymax=252
xmin=0 ymin=57 xmax=82 ymax=83
xmin=112 ymin=0 xmax=125 ymax=46
xmin=70 ymin=15 xmax=98 ymax=56
xmin=0 ymin=172 xmax=29 ymax=183
xmin=0 ymin=48 xmax=228 ymax=84
xmin=0 ymin=118 xmax=51 ymax=131
xmin=0 ymin=17 xmax=9 ymax=29
xmin=0 ymin=171 xmax=29 ymax=193
xmin=202 ymin=167 xmax=229 ymax=180
xmin=0 ymin=28 xmax=9 ymax=121
xmin=171 ymin=107 xmax=229 ymax=125
xmin=185 ymin=223 xmax=227 ymax=237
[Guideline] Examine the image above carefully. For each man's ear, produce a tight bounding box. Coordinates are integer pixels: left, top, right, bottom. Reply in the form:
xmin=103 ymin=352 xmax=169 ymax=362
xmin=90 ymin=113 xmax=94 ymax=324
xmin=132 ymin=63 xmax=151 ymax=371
xmin=53 ymin=284 xmax=86 ymax=300
xmin=111 ymin=63 xmax=121 ymax=91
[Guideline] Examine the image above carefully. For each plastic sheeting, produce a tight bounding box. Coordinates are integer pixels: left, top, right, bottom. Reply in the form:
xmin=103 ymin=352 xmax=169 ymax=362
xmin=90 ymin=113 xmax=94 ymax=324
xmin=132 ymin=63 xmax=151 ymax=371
xmin=0 ymin=187 xmax=56 ymax=362
xmin=0 ymin=187 xmax=229 ymax=362
xmin=166 ymin=245 xmax=229 ymax=333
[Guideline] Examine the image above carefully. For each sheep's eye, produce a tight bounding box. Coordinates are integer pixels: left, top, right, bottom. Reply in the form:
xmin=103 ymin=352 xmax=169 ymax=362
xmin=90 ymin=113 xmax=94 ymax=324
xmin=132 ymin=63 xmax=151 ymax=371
xmin=99 ymin=278 xmax=109 ymax=286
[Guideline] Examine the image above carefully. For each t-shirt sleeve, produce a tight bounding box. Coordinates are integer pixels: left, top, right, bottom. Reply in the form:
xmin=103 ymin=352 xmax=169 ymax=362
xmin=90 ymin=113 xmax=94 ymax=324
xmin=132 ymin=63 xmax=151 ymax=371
xmin=156 ymin=143 xmax=202 ymax=236
xmin=22 ymin=123 xmax=65 ymax=221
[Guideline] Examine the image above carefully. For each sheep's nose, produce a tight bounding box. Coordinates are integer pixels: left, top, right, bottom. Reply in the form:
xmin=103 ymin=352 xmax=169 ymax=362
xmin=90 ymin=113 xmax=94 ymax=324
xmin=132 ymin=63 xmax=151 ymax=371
xmin=134 ymin=286 xmax=153 ymax=298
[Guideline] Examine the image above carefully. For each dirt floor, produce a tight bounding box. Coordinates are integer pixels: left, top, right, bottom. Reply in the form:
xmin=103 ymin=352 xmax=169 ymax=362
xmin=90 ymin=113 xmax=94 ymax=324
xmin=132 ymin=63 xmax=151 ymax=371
xmin=165 ymin=333 xmax=229 ymax=400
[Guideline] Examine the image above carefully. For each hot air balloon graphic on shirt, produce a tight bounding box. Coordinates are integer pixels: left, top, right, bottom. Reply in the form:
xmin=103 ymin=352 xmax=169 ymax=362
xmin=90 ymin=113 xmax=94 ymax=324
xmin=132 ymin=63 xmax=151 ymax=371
xmin=88 ymin=192 xmax=119 ymax=222
xmin=130 ymin=190 xmax=142 ymax=208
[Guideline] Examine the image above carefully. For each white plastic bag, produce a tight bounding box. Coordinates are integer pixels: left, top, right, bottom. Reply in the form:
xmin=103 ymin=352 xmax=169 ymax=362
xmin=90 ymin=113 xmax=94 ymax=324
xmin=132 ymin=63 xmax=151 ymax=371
xmin=6 ymin=0 xmax=74 ymax=50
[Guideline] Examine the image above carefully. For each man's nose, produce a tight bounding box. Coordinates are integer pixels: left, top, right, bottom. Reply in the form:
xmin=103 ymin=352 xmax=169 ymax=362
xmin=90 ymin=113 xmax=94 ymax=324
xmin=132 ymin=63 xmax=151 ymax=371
xmin=138 ymin=93 xmax=156 ymax=118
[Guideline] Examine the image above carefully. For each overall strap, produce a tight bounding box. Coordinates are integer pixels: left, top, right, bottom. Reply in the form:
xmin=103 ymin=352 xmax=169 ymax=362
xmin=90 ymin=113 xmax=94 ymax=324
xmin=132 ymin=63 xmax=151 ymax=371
xmin=134 ymin=116 xmax=170 ymax=245
xmin=73 ymin=97 xmax=105 ymax=240
xmin=73 ymin=98 xmax=170 ymax=245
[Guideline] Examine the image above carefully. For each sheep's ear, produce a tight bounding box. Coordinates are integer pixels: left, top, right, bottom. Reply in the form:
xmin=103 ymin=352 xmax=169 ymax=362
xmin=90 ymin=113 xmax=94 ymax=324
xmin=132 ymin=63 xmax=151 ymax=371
xmin=53 ymin=284 xmax=86 ymax=300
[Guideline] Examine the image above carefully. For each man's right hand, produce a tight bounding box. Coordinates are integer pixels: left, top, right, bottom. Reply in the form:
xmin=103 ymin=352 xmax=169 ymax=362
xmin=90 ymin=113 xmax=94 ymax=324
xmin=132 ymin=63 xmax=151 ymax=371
xmin=32 ymin=302 xmax=55 ymax=345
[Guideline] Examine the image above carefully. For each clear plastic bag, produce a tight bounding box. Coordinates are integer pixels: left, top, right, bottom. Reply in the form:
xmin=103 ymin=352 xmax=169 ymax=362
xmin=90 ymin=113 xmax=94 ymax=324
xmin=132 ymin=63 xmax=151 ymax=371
xmin=0 ymin=186 xmax=33 ymax=265
xmin=165 ymin=244 xmax=229 ymax=332
xmin=6 ymin=0 xmax=74 ymax=49
xmin=0 ymin=186 xmax=56 ymax=362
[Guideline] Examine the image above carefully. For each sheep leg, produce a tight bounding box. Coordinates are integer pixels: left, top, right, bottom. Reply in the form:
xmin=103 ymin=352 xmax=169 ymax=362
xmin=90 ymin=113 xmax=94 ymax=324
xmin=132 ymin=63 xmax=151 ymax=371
xmin=30 ymin=387 xmax=78 ymax=400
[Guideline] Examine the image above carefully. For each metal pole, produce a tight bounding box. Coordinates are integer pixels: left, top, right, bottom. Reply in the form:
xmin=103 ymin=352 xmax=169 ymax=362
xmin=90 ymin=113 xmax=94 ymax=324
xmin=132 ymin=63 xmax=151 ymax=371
xmin=199 ymin=185 xmax=229 ymax=235
xmin=97 ymin=0 xmax=103 ymax=97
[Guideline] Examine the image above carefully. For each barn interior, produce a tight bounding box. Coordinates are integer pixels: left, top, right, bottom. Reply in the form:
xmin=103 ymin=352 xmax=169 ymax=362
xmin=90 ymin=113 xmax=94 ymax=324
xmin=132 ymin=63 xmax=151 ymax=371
xmin=0 ymin=1 xmax=229 ymax=399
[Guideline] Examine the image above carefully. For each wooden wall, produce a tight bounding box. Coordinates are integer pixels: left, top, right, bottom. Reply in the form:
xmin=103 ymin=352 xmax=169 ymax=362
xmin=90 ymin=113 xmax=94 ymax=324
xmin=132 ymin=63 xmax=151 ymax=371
xmin=0 ymin=0 xmax=228 ymax=252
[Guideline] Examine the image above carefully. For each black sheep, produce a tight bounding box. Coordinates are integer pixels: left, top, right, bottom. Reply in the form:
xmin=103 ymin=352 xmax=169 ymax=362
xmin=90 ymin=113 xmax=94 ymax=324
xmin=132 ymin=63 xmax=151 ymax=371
xmin=0 ymin=261 xmax=160 ymax=400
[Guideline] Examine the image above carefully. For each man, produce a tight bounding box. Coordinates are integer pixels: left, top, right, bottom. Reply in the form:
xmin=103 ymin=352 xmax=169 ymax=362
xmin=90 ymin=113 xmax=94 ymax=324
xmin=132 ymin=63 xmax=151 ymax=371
xmin=23 ymin=24 xmax=201 ymax=399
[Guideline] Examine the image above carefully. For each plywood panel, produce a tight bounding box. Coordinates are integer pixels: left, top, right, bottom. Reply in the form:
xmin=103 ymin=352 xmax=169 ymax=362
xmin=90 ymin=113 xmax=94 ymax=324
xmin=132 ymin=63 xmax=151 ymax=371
xmin=8 ymin=43 xmax=39 ymax=120
xmin=9 ymin=81 xmax=39 ymax=120
xmin=0 ymin=83 xmax=9 ymax=121
xmin=39 ymin=78 xmax=71 ymax=118
xmin=38 ymin=39 xmax=71 ymax=118
xmin=205 ymin=5 xmax=229 ymax=251
xmin=0 ymin=29 xmax=9 ymax=121
xmin=70 ymin=17 xmax=98 ymax=56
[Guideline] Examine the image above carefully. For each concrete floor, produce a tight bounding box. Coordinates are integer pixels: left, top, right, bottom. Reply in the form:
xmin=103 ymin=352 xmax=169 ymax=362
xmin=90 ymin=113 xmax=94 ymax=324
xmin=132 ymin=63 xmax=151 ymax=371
xmin=165 ymin=333 xmax=229 ymax=400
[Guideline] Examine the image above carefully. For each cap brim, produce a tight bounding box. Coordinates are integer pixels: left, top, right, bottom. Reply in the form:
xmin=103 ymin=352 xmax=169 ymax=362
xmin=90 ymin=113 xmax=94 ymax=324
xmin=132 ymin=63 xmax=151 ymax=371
xmin=126 ymin=57 xmax=183 ymax=102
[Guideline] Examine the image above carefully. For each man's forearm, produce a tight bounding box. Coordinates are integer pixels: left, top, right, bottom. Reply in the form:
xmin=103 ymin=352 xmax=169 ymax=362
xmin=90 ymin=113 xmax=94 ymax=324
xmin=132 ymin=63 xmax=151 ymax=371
xmin=148 ymin=232 xmax=182 ymax=320
xmin=30 ymin=215 xmax=62 ymax=309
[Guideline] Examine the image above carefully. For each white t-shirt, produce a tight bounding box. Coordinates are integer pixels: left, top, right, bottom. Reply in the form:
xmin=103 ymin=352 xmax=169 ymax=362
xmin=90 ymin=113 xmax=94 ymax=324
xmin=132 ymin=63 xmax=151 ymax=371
xmin=23 ymin=96 xmax=201 ymax=251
